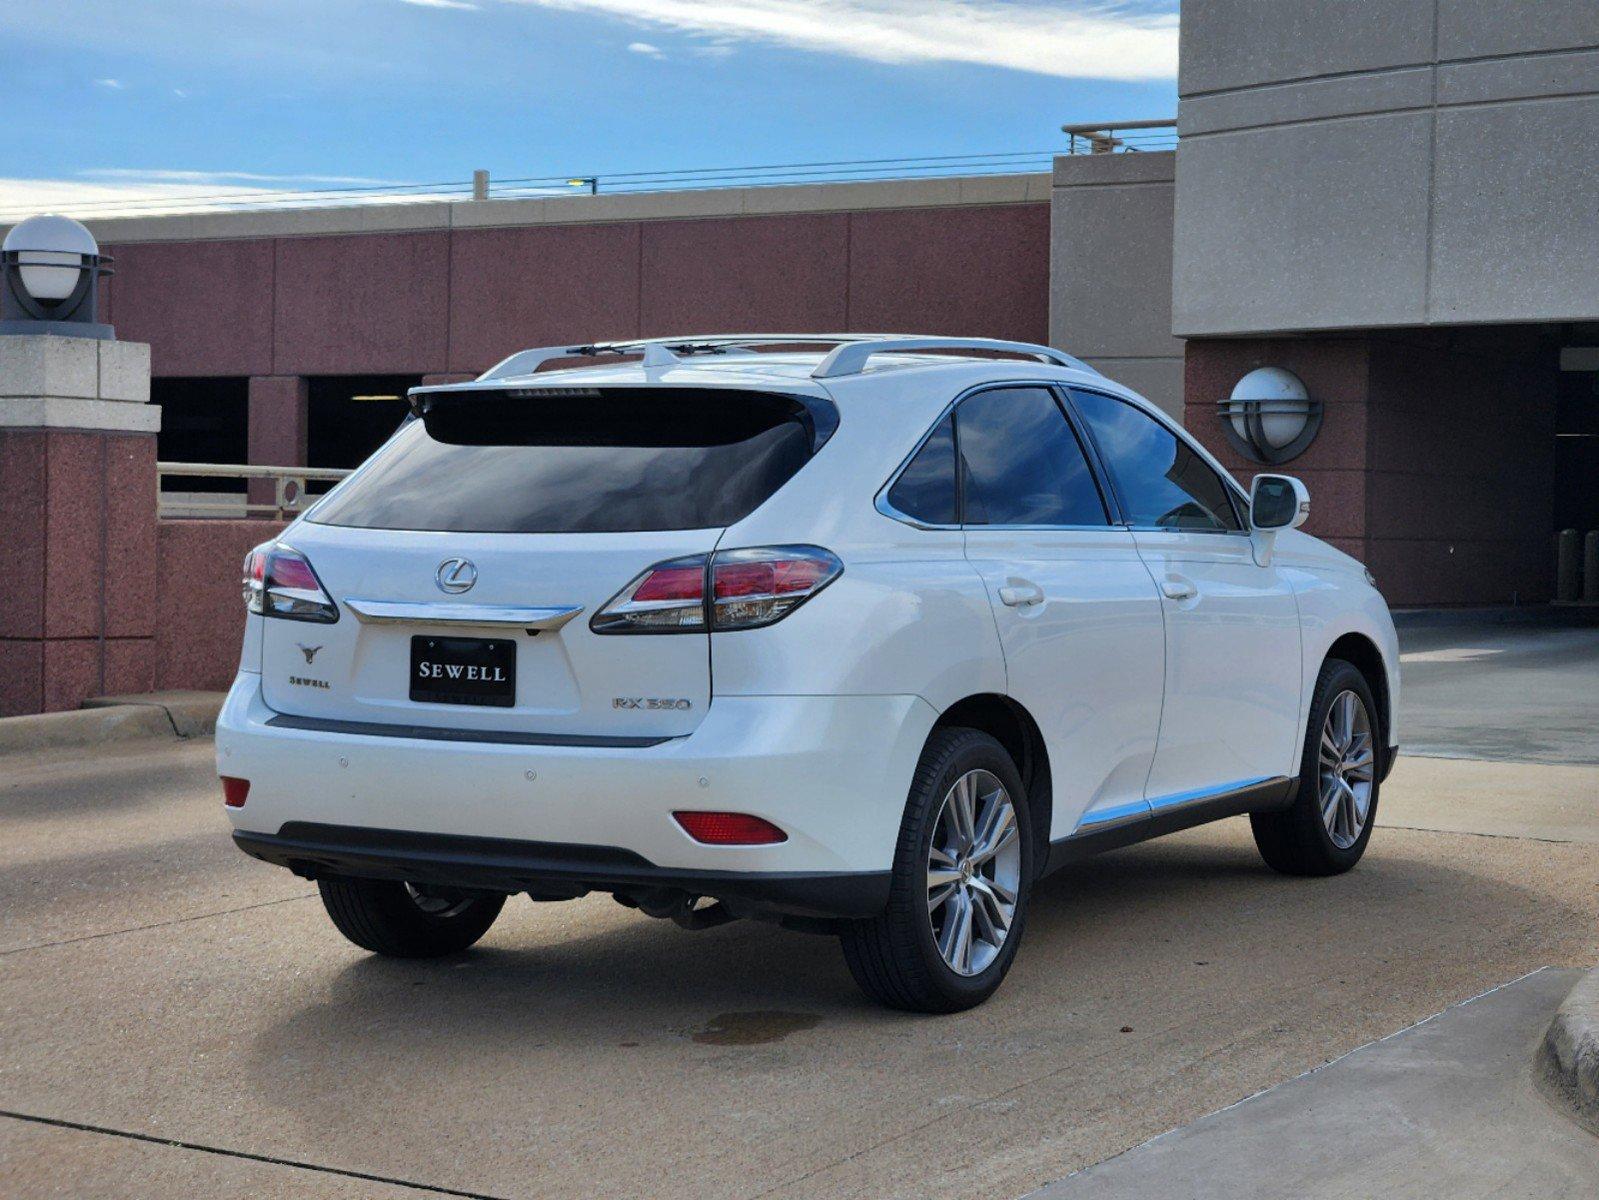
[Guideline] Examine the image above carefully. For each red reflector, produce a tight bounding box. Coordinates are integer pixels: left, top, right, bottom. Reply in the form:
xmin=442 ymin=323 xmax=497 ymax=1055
xmin=221 ymin=776 xmax=250 ymax=808
xmin=632 ymin=564 xmax=705 ymax=603
xmin=673 ymin=811 xmax=787 ymax=845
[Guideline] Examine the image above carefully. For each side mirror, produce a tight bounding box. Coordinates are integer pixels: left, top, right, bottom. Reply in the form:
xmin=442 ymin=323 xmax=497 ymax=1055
xmin=1250 ymin=474 xmax=1310 ymax=532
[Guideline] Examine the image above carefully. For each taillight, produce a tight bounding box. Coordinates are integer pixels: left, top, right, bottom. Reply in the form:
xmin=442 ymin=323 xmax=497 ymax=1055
xmin=674 ymin=811 xmax=788 ymax=845
xmin=589 ymin=555 xmax=708 ymax=633
xmin=221 ymin=776 xmax=250 ymax=808
xmin=242 ymin=543 xmax=339 ymax=624
xmin=591 ymin=546 xmax=841 ymax=634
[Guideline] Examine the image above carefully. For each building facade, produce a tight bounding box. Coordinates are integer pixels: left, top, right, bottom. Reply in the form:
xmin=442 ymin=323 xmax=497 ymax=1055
xmin=1173 ymin=0 xmax=1599 ymax=605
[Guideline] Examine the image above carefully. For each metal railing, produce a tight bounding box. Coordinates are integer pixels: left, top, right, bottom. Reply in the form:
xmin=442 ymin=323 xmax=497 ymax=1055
xmin=1060 ymin=119 xmax=1178 ymax=155
xmin=157 ymin=462 xmax=351 ymax=520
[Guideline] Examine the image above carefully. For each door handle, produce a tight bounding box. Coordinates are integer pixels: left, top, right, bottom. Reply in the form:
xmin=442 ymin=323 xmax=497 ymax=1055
xmin=1160 ymin=578 xmax=1197 ymax=602
xmin=998 ymin=582 xmax=1045 ymax=608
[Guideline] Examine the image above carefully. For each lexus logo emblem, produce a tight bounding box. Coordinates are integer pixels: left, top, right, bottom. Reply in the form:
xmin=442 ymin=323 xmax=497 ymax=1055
xmin=436 ymin=558 xmax=477 ymax=594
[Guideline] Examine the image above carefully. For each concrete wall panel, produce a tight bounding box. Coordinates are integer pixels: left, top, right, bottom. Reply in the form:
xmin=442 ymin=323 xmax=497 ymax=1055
xmin=1173 ymin=113 xmax=1433 ymax=336
xmin=1088 ymin=358 xmax=1185 ymax=421
xmin=1175 ymin=0 xmax=1599 ymax=339
xmin=1051 ymin=154 xmax=1179 ymax=359
xmin=273 ymin=232 xmax=449 ymax=376
xmin=448 ymin=222 xmax=642 ymax=373
xmin=639 ymin=214 xmax=848 ymax=338
xmin=108 ymin=240 xmax=275 ymax=377
xmin=848 ymin=205 xmax=1049 ymax=343
xmin=1438 ymin=0 xmax=1599 ymax=59
xmin=1180 ymin=67 xmax=1433 ymax=137
xmin=1179 ymin=0 xmax=1434 ymax=96
xmin=1429 ymin=96 xmax=1599 ymax=324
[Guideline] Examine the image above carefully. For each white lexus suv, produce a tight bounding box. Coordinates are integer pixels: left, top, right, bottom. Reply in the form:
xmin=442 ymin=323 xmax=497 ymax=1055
xmin=218 ymin=334 xmax=1399 ymax=1012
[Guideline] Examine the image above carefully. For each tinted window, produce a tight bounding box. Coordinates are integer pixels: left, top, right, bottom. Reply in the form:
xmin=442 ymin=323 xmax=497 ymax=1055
xmin=956 ymin=387 xmax=1108 ymax=527
xmin=886 ymin=415 xmax=957 ymax=524
xmin=309 ymin=389 xmax=818 ymax=533
xmin=1070 ymin=390 xmax=1241 ymax=532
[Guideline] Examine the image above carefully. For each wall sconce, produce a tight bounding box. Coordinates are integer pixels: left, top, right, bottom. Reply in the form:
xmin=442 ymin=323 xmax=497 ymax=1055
xmin=1217 ymin=366 xmax=1322 ymax=464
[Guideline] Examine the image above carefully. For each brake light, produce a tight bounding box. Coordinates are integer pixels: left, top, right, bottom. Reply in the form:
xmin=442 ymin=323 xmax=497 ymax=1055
xmin=242 ymin=543 xmax=339 ymax=624
xmin=591 ymin=546 xmax=841 ymax=634
xmin=589 ymin=555 xmax=707 ymax=633
xmin=221 ymin=776 xmax=250 ymax=808
xmin=674 ymin=811 xmax=788 ymax=845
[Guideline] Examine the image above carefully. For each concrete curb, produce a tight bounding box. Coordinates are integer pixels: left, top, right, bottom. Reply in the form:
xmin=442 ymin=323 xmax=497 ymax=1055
xmin=80 ymin=690 xmax=226 ymax=738
xmin=1536 ymin=966 xmax=1599 ymax=1136
xmin=0 ymin=691 xmax=225 ymax=756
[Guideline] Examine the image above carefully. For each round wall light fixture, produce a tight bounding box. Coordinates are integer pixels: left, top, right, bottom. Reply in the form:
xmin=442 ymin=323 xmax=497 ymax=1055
xmin=1217 ymin=366 xmax=1321 ymax=464
xmin=1 ymin=214 xmax=115 ymax=339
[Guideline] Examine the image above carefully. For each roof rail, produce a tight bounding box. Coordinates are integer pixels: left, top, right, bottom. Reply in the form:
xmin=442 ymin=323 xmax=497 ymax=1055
xmin=476 ymin=333 xmax=909 ymax=381
xmin=811 ymin=337 xmax=1097 ymax=380
xmin=476 ymin=333 xmax=1098 ymax=383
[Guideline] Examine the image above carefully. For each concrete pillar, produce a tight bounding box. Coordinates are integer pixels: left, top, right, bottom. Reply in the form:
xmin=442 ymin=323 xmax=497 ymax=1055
xmin=0 ymin=335 xmax=159 ymax=715
xmin=247 ymin=375 xmax=308 ymax=508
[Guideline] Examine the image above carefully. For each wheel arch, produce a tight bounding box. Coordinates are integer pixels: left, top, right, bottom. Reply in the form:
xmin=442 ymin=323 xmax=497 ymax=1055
xmin=1325 ymin=631 xmax=1392 ymax=763
xmin=931 ymin=694 xmax=1053 ymax=864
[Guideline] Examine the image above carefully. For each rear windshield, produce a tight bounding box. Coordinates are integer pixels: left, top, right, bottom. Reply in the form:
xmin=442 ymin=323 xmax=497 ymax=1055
xmin=307 ymin=388 xmax=828 ymax=534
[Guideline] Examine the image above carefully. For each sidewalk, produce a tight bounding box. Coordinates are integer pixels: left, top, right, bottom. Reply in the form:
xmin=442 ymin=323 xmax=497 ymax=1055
xmin=1032 ymin=968 xmax=1599 ymax=1198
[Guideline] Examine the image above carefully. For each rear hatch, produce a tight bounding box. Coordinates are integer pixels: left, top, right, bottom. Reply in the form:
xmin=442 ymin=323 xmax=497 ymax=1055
xmin=256 ymin=385 xmax=827 ymax=740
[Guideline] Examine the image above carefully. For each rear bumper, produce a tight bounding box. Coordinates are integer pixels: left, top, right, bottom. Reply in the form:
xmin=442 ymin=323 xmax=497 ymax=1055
xmin=217 ymin=673 xmax=935 ymax=899
xmin=234 ymin=823 xmax=889 ymax=918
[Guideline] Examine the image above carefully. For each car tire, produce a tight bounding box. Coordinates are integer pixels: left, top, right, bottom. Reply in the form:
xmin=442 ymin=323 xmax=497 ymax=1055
xmin=1251 ymin=658 xmax=1381 ymax=877
xmin=317 ymin=877 xmax=505 ymax=957
xmin=840 ymin=727 xmax=1034 ymax=1013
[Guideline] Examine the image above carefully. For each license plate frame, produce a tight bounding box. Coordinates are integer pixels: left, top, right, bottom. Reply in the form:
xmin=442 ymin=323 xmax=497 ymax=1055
xmin=409 ymin=636 xmax=517 ymax=707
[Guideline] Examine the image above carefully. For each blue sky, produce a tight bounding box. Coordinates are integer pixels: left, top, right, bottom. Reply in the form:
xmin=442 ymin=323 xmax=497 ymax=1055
xmin=2 ymin=1 xmax=1178 ymax=215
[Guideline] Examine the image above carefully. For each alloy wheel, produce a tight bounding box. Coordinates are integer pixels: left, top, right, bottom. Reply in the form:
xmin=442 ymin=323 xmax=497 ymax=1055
xmin=1319 ymin=690 xmax=1375 ymax=849
xmin=926 ymin=769 xmax=1022 ymax=976
xmin=404 ymin=882 xmax=473 ymax=918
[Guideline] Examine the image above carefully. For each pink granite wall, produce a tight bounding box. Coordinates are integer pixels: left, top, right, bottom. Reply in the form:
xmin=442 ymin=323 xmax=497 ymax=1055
xmin=155 ymin=519 xmax=287 ymax=692
xmin=102 ymin=203 xmax=1050 ymax=381
xmin=0 ymin=430 xmax=159 ymax=715
xmin=1184 ymin=333 xmax=1559 ymax=607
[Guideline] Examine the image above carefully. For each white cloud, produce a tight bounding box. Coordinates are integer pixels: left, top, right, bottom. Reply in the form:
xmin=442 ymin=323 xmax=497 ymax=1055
xmin=398 ymin=0 xmax=480 ymax=8
xmin=95 ymin=77 xmax=124 ymax=89
xmin=80 ymin=168 xmax=399 ymax=185
xmin=627 ymin=41 xmax=665 ymax=57
xmin=0 ymin=173 xmax=447 ymax=222
xmin=506 ymin=0 xmax=1177 ymax=80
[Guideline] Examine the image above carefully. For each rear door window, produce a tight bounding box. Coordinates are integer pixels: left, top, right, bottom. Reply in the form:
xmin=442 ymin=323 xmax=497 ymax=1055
xmin=956 ymin=387 xmax=1109 ymax=527
xmin=308 ymin=389 xmax=827 ymax=534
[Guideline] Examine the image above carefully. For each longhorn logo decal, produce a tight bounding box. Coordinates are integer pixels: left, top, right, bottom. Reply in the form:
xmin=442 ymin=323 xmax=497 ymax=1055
xmin=297 ymin=643 xmax=322 ymax=664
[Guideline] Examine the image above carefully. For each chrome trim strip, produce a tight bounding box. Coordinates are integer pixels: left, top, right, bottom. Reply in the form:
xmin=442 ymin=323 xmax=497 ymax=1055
xmin=1073 ymin=775 xmax=1280 ymax=834
xmin=264 ymin=713 xmax=671 ymax=748
xmin=344 ymin=599 xmax=584 ymax=631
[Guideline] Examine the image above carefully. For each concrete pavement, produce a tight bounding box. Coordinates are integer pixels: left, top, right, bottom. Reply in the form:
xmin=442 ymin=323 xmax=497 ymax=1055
xmin=1397 ymin=615 xmax=1599 ymax=764
xmin=1033 ymin=967 xmax=1599 ymax=1199
xmin=3 ymin=735 xmax=1598 ymax=1199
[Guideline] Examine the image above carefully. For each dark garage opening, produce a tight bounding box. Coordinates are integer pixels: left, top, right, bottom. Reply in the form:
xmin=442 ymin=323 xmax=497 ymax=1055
xmin=153 ymin=376 xmax=249 ymax=495
xmin=308 ymin=375 xmax=419 ymax=470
